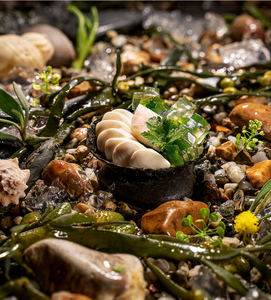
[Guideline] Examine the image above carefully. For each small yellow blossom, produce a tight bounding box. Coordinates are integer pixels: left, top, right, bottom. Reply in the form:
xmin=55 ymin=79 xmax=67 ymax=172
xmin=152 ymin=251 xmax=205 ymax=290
xmin=234 ymin=211 xmax=259 ymax=236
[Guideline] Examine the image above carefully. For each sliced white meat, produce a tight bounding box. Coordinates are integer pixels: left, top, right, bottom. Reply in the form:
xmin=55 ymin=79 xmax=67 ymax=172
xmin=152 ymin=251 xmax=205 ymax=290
xmin=105 ymin=138 xmax=134 ymax=161
xmin=96 ymin=120 xmax=132 ymax=136
xmin=102 ymin=111 xmax=132 ymax=127
xmin=97 ymin=128 xmax=137 ymax=153
xmin=112 ymin=140 xmax=146 ymax=167
xmin=129 ymin=148 xmax=170 ymax=170
xmin=113 ymin=109 xmax=134 ymax=120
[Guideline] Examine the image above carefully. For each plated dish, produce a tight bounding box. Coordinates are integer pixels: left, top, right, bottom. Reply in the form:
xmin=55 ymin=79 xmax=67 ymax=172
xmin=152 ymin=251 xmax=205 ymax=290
xmin=1 ymin=2 xmax=271 ymax=300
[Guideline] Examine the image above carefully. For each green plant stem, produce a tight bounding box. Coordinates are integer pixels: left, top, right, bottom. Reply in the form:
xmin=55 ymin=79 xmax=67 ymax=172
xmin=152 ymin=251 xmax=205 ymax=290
xmin=145 ymin=260 xmax=202 ymax=300
xmin=253 ymin=189 xmax=271 ymax=216
xmin=69 ymin=5 xmax=99 ymax=69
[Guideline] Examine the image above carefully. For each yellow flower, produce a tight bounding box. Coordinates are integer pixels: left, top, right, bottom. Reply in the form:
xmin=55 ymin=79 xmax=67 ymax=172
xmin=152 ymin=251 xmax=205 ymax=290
xmin=234 ymin=211 xmax=259 ymax=236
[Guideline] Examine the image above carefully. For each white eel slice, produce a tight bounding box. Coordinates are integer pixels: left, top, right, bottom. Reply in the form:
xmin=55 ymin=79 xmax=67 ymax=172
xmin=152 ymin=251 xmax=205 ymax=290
xmin=112 ymin=140 xmax=146 ymax=167
xmin=102 ymin=111 xmax=132 ymax=127
xmin=96 ymin=120 xmax=132 ymax=136
xmin=105 ymin=138 xmax=135 ymax=161
xmin=129 ymin=148 xmax=170 ymax=170
xmin=113 ymin=109 xmax=134 ymax=120
xmin=97 ymin=128 xmax=137 ymax=153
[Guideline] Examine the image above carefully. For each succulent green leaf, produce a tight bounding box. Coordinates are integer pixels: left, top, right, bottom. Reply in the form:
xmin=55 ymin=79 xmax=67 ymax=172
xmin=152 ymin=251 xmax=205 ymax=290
xmin=181 ymin=217 xmax=191 ymax=227
xmin=214 ymin=237 xmax=222 ymax=248
xmin=0 ymin=88 xmax=24 ymax=123
xmin=210 ymin=212 xmax=219 ymax=222
xmin=32 ymin=83 xmax=42 ymax=91
xmin=11 ymin=109 xmax=24 ymax=128
xmin=218 ymin=222 xmax=226 ymax=230
xmin=0 ymin=130 xmax=22 ymax=143
xmin=0 ymin=118 xmax=21 ymax=132
xmin=13 ymin=82 xmax=29 ymax=123
xmin=216 ymin=226 xmax=225 ymax=236
xmin=200 ymin=207 xmax=210 ymax=219
xmin=176 ymin=231 xmax=188 ymax=241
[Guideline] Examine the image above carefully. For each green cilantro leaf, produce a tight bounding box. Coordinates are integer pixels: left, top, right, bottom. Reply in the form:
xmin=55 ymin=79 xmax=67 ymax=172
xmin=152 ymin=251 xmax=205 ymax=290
xmin=141 ymin=116 xmax=185 ymax=151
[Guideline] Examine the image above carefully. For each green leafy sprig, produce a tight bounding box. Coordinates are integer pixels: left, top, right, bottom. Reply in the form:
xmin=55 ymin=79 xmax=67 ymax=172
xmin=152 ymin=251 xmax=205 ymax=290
xmin=32 ymin=66 xmax=61 ymax=106
xmin=67 ymin=5 xmax=99 ymax=69
xmin=32 ymin=66 xmax=61 ymax=95
xmin=176 ymin=208 xmax=225 ymax=245
xmin=141 ymin=116 xmax=185 ymax=151
xmin=235 ymin=119 xmax=264 ymax=151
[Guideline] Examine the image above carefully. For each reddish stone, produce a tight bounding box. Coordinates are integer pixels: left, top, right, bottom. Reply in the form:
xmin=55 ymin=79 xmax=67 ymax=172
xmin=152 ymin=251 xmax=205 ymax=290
xmin=246 ymin=160 xmax=271 ymax=189
xmin=229 ymin=103 xmax=271 ymax=141
xmin=141 ymin=200 xmax=209 ymax=237
xmin=42 ymin=160 xmax=85 ymax=198
xmin=215 ymin=125 xmax=231 ymax=135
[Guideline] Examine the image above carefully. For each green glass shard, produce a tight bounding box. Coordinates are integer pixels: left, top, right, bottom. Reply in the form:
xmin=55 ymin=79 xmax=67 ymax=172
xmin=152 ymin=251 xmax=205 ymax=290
xmin=165 ymin=144 xmax=185 ymax=166
xmin=141 ymin=96 xmax=170 ymax=114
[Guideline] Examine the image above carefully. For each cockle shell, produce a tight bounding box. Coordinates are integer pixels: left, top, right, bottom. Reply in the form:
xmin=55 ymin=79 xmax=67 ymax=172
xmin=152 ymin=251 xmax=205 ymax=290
xmin=0 ymin=33 xmax=54 ymax=79
xmin=0 ymin=158 xmax=30 ymax=207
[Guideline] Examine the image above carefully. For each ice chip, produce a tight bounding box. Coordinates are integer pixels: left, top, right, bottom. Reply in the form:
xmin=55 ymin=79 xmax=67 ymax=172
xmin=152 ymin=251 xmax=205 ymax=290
xmin=219 ymin=39 xmax=270 ymax=68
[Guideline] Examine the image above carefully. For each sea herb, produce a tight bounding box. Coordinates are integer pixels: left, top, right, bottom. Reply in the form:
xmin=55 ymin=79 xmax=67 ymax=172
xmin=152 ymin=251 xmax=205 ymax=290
xmin=142 ymin=116 xmax=185 ymax=151
xmin=235 ymin=119 xmax=264 ymax=151
xmin=176 ymin=208 xmax=225 ymax=245
xmin=32 ymin=66 xmax=61 ymax=95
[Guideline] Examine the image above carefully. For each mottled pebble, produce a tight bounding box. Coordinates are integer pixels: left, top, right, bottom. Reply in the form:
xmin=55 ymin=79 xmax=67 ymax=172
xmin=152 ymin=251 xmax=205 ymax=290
xmin=188 ymin=265 xmax=201 ymax=278
xmin=103 ymin=200 xmax=117 ymax=211
xmin=215 ymin=141 xmax=237 ymax=161
xmin=251 ymin=151 xmax=268 ymax=163
xmin=219 ymin=200 xmax=235 ymax=217
xmin=222 ymin=237 xmax=240 ymax=248
xmin=246 ymin=160 xmax=271 ymax=188
xmin=221 ymin=162 xmax=245 ymax=183
xmin=224 ymin=183 xmax=238 ymax=191
xmin=209 ymin=136 xmax=221 ymax=147
xmin=24 ymin=239 xmax=146 ymax=300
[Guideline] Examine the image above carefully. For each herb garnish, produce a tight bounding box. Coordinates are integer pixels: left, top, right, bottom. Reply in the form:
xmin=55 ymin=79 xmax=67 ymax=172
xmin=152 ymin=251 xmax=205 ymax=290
xmin=235 ymin=119 xmax=264 ymax=151
xmin=142 ymin=116 xmax=185 ymax=151
xmin=176 ymin=208 xmax=225 ymax=245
